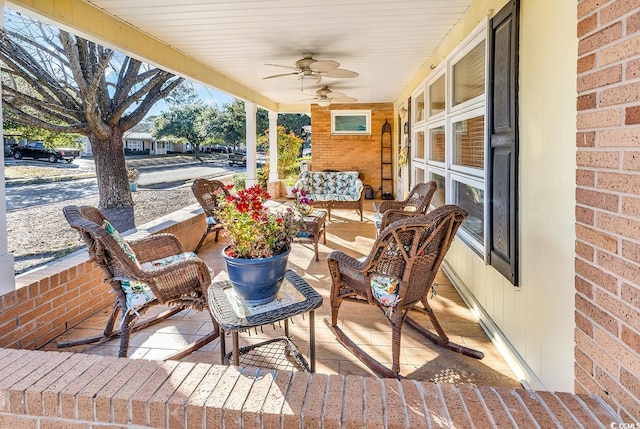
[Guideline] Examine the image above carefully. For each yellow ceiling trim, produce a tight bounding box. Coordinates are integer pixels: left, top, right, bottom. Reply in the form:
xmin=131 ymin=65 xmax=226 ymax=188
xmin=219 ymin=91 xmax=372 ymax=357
xmin=8 ymin=0 xmax=279 ymax=111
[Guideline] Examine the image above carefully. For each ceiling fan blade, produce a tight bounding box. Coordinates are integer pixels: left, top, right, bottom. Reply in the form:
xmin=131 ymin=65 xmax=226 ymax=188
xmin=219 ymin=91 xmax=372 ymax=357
xmin=326 ymin=91 xmax=346 ymax=99
xmin=294 ymin=97 xmax=317 ymax=102
xmin=324 ymin=68 xmax=359 ymax=78
xmin=332 ymin=96 xmax=357 ymax=102
xmin=309 ymin=59 xmax=339 ymax=72
xmin=264 ymin=63 xmax=299 ymax=71
xmin=263 ymin=72 xmax=298 ymax=79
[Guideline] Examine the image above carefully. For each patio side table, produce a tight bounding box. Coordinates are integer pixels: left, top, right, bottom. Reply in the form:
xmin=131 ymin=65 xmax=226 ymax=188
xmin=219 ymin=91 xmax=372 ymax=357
xmin=207 ymin=270 xmax=323 ymax=372
xmin=292 ymin=209 xmax=327 ymax=262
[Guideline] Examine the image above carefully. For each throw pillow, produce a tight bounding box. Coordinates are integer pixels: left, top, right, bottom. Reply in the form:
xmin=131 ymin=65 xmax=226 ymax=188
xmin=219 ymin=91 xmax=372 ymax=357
xmin=371 ymin=275 xmax=401 ymax=307
xmin=102 ymin=220 xmax=141 ymax=268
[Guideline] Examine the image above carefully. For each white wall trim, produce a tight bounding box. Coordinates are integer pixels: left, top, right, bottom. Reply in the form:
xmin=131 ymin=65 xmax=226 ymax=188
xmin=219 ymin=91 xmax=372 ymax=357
xmin=441 ymin=260 xmax=546 ymax=392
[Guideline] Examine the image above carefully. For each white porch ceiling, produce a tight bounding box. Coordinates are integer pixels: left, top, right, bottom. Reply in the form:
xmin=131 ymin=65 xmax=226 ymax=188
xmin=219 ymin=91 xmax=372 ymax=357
xmin=19 ymin=0 xmax=476 ymax=108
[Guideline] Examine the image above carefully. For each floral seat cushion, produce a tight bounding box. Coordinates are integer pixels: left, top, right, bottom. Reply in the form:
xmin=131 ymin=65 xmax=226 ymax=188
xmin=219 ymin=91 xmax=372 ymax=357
xmin=373 ymin=212 xmax=384 ymax=230
xmin=371 ymin=275 xmax=401 ymax=307
xmin=103 ymin=220 xmax=204 ymax=313
xmin=295 ymin=171 xmax=363 ymax=202
xmin=117 ymin=251 xmax=200 ymax=313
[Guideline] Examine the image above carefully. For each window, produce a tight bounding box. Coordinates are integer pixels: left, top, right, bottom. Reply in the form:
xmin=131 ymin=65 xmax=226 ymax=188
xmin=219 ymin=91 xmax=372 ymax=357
xmin=413 ymin=23 xmax=487 ymax=253
xmin=452 ymin=114 xmax=485 ymax=172
xmin=453 ymin=41 xmax=486 ymax=107
xmin=126 ymin=140 xmax=143 ymax=151
xmin=413 ymin=129 xmax=425 ymax=161
xmin=413 ymin=89 xmax=425 ymax=123
xmin=429 ymin=170 xmax=446 ymax=207
xmin=452 ymin=175 xmax=485 ymax=250
xmin=414 ymin=166 xmax=426 ymax=187
xmin=429 ymin=125 xmax=446 ymax=164
xmin=429 ymin=75 xmax=446 ymax=117
xmin=331 ymin=110 xmax=371 ymax=135
xmin=408 ymin=2 xmax=518 ymax=285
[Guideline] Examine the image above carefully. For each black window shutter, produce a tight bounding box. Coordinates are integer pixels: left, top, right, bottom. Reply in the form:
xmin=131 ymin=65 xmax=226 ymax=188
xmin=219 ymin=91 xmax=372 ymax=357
xmin=488 ymin=0 xmax=519 ymax=286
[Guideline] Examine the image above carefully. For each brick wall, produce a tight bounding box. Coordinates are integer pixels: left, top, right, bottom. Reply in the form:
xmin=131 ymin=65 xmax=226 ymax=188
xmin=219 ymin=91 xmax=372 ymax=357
xmin=310 ymin=103 xmax=394 ymax=191
xmin=575 ymin=0 xmax=640 ymax=421
xmin=0 ymin=205 xmax=206 ymax=352
xmin=0 ymin=348 xmax=620 ymax=428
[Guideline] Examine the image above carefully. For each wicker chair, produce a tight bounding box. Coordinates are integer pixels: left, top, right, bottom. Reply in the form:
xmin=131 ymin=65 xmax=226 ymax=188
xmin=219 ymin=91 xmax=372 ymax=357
xmin=325 ymin=205 xmax=483 ymax=378
xmin=58 ymin=205 xmax=219 ymax=359
xmin=191 ymin=178 xmax=230 ymax=252
xmin=373 ymin=181 xmax=437 ymax=232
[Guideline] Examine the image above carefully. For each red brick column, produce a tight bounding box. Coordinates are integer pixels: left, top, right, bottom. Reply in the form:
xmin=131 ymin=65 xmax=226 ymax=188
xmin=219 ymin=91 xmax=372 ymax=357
xmin=575 ymin=0 xmax=640 ymax=421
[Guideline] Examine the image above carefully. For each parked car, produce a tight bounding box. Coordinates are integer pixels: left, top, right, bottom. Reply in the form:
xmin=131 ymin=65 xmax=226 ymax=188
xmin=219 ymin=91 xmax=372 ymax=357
xmin=11 ymin=141 xmax=80 ymax=163
xmin=210 ymin=144 xmax=230 ymax=153
xmin=228 ymin=150 xmax=246 ymax=166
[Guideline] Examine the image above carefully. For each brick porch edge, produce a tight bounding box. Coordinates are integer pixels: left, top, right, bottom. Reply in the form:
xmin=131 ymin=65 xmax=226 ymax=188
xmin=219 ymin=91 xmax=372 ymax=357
xmin=0 ymin=348 xmax=620 ymax=428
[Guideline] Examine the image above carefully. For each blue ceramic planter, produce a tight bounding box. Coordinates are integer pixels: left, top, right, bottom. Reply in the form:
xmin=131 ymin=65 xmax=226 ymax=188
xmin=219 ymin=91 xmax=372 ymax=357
xmin=222 ymin=247 xmax=290 ymax=306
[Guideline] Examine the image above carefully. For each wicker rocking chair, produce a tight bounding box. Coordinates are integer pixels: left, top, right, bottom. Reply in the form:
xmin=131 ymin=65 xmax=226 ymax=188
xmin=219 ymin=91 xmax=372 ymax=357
xmin=373 ymin=181 xmax=437 ymax=233
xmin=191 ymin=178 xmax=230 ymax=252
xmin=58 ymin=205 xmax=219 ymax=359
xmin=325 ymin=204 xmax=484 ymax=378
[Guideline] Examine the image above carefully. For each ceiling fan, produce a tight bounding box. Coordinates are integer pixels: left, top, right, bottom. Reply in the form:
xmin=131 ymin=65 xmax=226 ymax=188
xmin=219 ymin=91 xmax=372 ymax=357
xmin=263 ymin=52 xmax=359 ymax=83
xmin=296 ymin=85 xmax=357 ymax=106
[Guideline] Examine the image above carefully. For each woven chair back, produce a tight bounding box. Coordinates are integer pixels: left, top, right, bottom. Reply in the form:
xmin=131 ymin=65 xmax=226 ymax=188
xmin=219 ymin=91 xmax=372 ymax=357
xmin=62 ymin=205 xmax=143 ymax=284
xmin=191 ymin=178 xmax=229 ymax=216
xmin=405 ymin=181 xmax=438 ymax=213
xmin=370 ymin=204 xmax=467 ymax=308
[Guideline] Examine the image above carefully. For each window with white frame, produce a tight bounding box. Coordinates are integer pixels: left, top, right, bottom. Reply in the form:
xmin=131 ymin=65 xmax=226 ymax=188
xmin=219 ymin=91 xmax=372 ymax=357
xmin=428 ymin=124 xmax=445 ymax=165
xmin=428 ymin=169 xmax=446 ymax=208
xmin=126 ymin=140 xmax=143 ymax=151
xmin=412 ymin=22 xmax=488 ymax=254
xmin=413 ymin=128 xmax=425 ymax=161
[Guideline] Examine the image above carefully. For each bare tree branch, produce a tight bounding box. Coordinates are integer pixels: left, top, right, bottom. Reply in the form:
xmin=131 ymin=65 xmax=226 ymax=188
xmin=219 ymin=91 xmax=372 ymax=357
xmin=0 ymin=10 xmax=182 ymax=210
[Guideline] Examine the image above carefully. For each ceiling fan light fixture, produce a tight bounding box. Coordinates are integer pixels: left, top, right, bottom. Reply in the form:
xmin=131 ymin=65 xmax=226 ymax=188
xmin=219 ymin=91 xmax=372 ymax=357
xmin=317 ymin=98 xmax=331 ymax=107
xmin=298 ymin=73 xmax=321 ymax=83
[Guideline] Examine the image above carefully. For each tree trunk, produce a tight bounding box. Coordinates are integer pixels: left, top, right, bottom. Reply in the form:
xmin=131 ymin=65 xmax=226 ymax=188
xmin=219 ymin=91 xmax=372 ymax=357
xmin=90 ymin=129 xmax=136 ymax=231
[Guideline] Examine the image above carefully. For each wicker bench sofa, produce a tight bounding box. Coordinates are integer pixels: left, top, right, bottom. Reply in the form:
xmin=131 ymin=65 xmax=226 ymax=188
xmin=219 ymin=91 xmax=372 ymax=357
xmin=294 ymin=170 xmax=365 ymax=221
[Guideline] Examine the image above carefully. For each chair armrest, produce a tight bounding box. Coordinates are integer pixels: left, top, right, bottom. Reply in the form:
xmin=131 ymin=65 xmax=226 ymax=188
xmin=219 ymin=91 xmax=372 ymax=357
xmin=327 ymin=250 xmax=373 ymax=301
xmin=137 ymin=257 xmax=212 ymax=303
xmin=129 ymin=233 xmax=184 ymax=264
xmin=376 ymin=200 xmax=407 ymax=213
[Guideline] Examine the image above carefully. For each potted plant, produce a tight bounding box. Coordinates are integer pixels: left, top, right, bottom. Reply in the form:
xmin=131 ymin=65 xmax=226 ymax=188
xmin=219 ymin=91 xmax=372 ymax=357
xmin=291 ymin=187 xmax=313 ymax=216
xmin=127 ymin=168 xmax=139 ymax=192
xmin=214 ymin=184 xmax=301 ymax=305
xmin=283 ymin=176 xmax=298 ymax=198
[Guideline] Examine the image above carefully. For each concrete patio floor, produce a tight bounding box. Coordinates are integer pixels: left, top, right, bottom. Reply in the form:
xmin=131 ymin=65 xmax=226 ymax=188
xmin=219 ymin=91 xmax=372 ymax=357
xmin=45 ymin=204 xmax=522 ymax=389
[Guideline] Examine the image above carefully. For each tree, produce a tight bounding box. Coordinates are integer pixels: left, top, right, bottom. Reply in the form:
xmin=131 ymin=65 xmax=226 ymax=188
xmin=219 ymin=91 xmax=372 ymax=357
xmin=0 ymin=10 xmax=182 ymax=228
xmin=278 ymin=114 xmax=310 ymax=137
xmin=152 ymin=104 xmax=207 ymax=159
xmin=257 ymin=125 xmax=303 ymax=181
xmin=213 ymin=99 xmax=268 ymax=150
xmin=130 ymin=115 xmax=157 ymax=134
